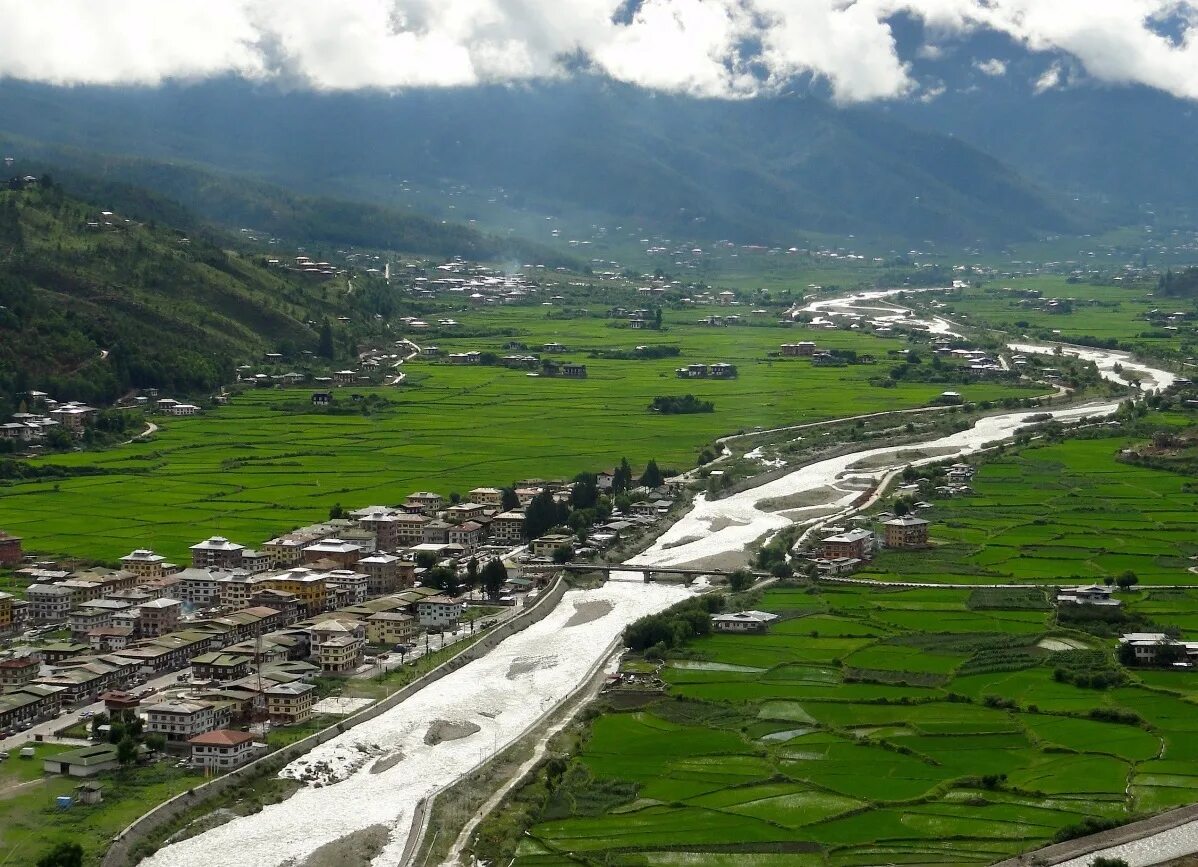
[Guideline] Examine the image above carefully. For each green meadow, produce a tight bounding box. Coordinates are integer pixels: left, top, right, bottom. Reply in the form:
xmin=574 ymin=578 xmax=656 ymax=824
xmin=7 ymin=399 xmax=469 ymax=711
xmin=504 ymin=584 xmax=1198 ymax=866
xmin=859 ymin=433 xmax=1198 ymax=586
xmin=933 ymin=278 xmax=1197 ymax=356
xmin=0 ymin=306 xmax=1035 ymax=562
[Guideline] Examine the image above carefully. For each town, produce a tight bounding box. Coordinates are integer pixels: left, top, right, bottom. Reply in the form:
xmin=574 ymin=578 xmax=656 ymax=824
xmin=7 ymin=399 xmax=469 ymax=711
xmin=0 ymin=470 xmax=680 ymax=777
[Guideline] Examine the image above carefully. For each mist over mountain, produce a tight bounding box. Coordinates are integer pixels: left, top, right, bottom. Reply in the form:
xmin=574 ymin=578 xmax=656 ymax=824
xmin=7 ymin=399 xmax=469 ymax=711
xmin=0 ymin=78 xmax=1082 ymax=247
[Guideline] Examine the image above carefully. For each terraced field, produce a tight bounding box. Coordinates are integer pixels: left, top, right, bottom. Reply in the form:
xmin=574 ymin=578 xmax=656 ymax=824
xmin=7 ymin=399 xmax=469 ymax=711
xmin=0 ymin=307 xmax=1036 ymax=562
xmin=504 ymin=585 xmax=1198 ymax=866
xmin=859 ymin=433 xmax=1198 ymax=586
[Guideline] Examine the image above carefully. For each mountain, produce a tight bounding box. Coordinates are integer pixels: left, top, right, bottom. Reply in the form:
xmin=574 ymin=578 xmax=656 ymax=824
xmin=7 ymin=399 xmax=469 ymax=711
xmin=0 ymin=180 xmax=341 ymax=414
xmin=880 ymin=13 xmax=1198 ymax=227
xmin=0 ymin=138 xmax=576 ymax=267
xmin=0 ymin=79 xmax=1083 ymax=246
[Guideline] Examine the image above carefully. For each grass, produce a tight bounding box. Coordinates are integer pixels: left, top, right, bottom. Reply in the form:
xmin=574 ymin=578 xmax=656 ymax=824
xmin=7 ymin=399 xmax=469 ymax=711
xmin=0 ymin=304 xmax=1036 ymax=562
xmin=858 ymin=433 xmax=1198 ymax=586
xmin=0 ymin=742 xmax=204 ymax=866
xmin=476 ymin=582 xmax=1198 ymax=867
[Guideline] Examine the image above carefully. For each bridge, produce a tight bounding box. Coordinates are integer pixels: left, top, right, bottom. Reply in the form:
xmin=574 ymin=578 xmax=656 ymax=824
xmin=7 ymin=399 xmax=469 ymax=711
xmin=521 ymin=562 xmax=770 ymax=585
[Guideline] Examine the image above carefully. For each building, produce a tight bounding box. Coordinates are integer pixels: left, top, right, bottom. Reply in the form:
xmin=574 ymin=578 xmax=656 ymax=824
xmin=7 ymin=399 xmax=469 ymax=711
xmin=711 ymin=611 xmax=780 ymax=633
xmin=260 ymin=569 xmax=328 ymax=617
xmin=326 ymin=570 xmax=369 ymax=606
xmin=530 ymin=534 xmax=574 ymax=558
xmin=310 ymin=619 xmax=366 ymax=673
xmin=0 ymin=531 xmax=22 ymax=566
xmin=190 ymin=652 xmax=253 ymax=682
xmin=820 ymin=529 xmax=874 ymax=561
xmin=490 ymin=511 xmax=525 ymax=544
xmin=358 ymin=553 xmax=413 ymax=595
xmin=175 ymin=567 xmax=233 ymax=607
xmin=25 ymin=583 xmax=75 ymax=622
xmin=1057 ymin=585 xmax=1122 ymax=607
xmin=781 ymin=342 xmax=817 ymax=357
xmin=366 ymin=611 xmax=418 ymax=646
xmin=190 ymin=536 xmax=246 ymax=569
xmin=302 ymin=539 xmax=363 ymax=568
xmin=265 ymin=682 xmax=315 ymax=726
xmin=43 ymin=745 xmax=120 ymax=778
xmin=137 ymin=598 xmax=182 ymax=637
xmin=416 ymin=596 xmax=464 ymax=629
xmin=0 ymin=591 xmax=12 ymax=634
xmin=883 ymin=516 xmax=930 ymax=549
xmin=447 ymin=521 xmax=485 ymax=555
xmin=0 ymin=655 xmax=39 ymax=689
xmin=145 ymin=700 xmax=216 ymax=742
xmin=468 ymin=487 xmax=504 ymax=506
xmin=404 ymin=491 xmax=444 ymax=514
xmin=189 ymin=729 xmax=256 ymax=770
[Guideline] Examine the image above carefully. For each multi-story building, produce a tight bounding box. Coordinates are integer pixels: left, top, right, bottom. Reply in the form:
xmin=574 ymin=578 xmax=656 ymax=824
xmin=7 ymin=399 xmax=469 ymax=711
xmin=392 ymin=514 xmax=431 ymax=546
xmin=217 ymin=572 xmax=268 ymax=611
xmin=445 ymin=502 xmax=488 ymax=522
xmin=174 ymin=567 xmax=234 ymax=607
xmin=357 ymin=553 xmax=413 ymax=595
xmin=326 ymin=570 xmax=369 ymax=606
xmin=145 ymin=700 xmax=216 ymax=742
xmin=25 ymin=583 xmax=75 ymax=622
xmin=301 ymin=539 xmax=363 ymax=568
xmin=137 ymin=598 xmax=182 ymax=638
xmin=490 ymin=511 xmax=526 ymax=544
xmin=357 ymin=511 xmax=403 ymax=551
xmin=260 ymin=569 xmax=328 ymax=617
xmin=404 ymin=491 xmax=444 ymax=514
xmin=189 ymin=729 xmax=256 ymax=770
xmin=189 ymin=536 xmax=246 ymax=569
xmin=467 ymin=487 xmax=504 ymax=507
xmin=119 ymin=549 xmax=178 ymax=578
xmin=310 ymin=619 xmax=365 ymax=674
xmin=0 ymin=531 xmax=23 ymax=566
xmin=0 ymin=591 xmax=13 ymax=634
xmin=416 ymin=596 xmax=465 ymax=629
xmin=883 ymin=516 xmax=931 ymax=549
xmin=447 ymin=521 xmax=485 ymax=555
xmin=265 ymin=682 xmax=315 ymax=726
xmin=820 ymin=529 xmax=874 ymax=561
xmin=0 ymin=655 xmax=39 ymax=689
xmin=365 ymin=611 xmax=417 ymax=646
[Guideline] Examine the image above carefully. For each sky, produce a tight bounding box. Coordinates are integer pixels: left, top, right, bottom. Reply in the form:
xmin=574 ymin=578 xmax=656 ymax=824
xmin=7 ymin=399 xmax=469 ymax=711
xmin=1 ymin=0 xmax=1196 ymax=102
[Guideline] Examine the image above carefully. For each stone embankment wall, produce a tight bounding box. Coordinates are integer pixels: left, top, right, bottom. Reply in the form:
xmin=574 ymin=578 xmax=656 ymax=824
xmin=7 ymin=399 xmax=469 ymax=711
xmin=102 ymin=577 xmax=568 ymax=867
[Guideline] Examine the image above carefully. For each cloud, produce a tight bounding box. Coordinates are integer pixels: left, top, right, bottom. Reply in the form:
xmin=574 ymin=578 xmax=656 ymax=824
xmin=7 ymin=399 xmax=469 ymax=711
xmin=0 ymin=0 xmax=1196 ymax=103
xmin=973 ymin=58 xmax=1007 ymax=76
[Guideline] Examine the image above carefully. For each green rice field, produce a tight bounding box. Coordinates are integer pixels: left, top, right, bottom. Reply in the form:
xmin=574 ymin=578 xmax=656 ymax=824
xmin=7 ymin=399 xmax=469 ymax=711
xmin=506 ymin=584 xmax=1198 ymax=866
xmin=0 ymin=306 xmax=1036 ymax=562
xmin=859 ymin=434 xmax=1198 ymax=586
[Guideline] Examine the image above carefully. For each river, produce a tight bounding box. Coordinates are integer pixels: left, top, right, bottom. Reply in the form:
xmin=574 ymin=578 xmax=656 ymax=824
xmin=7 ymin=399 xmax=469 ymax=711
xmin=143 ymin=291 xmax=1176 ymax=867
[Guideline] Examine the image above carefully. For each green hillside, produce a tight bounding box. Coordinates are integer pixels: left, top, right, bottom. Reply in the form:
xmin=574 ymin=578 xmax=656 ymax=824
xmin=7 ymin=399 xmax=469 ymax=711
xmin=0 ymin=181 xmax=336 ymax=414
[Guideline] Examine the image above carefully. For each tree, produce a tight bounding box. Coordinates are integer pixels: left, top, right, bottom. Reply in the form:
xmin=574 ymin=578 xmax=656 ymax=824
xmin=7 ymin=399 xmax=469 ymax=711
xmin=613 ymin=457 xmax=633 ymax=493
xmin=117 ymin=735 xmax=139 ymax=766
xmin=465 ymin=557 xmax=479 ymax=593
xmin=728 ymin=569 xmax=753 ymax=592
xmin=654 ymin=307 xmax=663 ymax=329
xmin=36 ymin=843 xmax=83 ymax=867
xmin=640 ymin=459 xmax=663 ymax=489
xmin=144 ymin=732 xmax=167 ymax=752
xmin=328 ymin=502 xmax=346 ymax=519
xmin=500 ymin=487 xmax=520 ymax=511
xmin=523 ymin=489 xmax=559 ymax=540
xmin=551 ymin=545 xmax=573 ymax=564
xmin=481 ymin=558 xmax=508 ymax=596
xmin=893 ymin=499 xmax=911 ymax=517
xmin=318 ymin=318 xmax=335 ymax=360
xmin=571 ymin=472 xmax=599 ymax=510
xmin=1115 ymin=570 xmax=1139 ymax=591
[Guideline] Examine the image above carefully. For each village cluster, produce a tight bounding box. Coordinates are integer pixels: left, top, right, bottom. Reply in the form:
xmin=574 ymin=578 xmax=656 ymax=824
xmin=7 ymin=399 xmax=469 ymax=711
xmin=0 ymin=474 xmax=679 ymax=774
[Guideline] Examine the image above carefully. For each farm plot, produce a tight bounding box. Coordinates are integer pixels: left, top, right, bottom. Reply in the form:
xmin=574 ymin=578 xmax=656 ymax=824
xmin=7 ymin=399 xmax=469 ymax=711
xmin=0 ymin=305 xmax=1038 ymax=562
xmin=859 ymin=436 xmax=1198 ymax=586
xmin=506 ymin=584 xmax=1198 ymax=866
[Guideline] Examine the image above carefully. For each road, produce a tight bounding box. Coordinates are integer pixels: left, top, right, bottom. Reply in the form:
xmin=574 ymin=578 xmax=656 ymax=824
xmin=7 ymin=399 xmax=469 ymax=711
xmin=3 ymin=666 xmax=187 ymax=751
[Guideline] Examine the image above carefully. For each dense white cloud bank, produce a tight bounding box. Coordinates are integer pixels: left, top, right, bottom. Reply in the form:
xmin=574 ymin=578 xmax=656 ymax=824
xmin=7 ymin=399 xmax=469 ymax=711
xmin=2 ymin=0 xmax=1197 ymax=102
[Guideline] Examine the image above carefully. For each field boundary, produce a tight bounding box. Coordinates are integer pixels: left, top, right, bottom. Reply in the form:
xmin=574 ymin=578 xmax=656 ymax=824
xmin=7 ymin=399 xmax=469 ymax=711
xmin=101 ymin=576 xmax=568 ymax=867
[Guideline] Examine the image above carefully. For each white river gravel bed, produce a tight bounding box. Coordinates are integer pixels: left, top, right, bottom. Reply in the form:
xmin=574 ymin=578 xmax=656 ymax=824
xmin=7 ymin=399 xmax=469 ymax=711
xmin=142 ymin=579 xmax=690 ymax=867
xmin=143 ymin=289 xmax=1178 ymax=867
